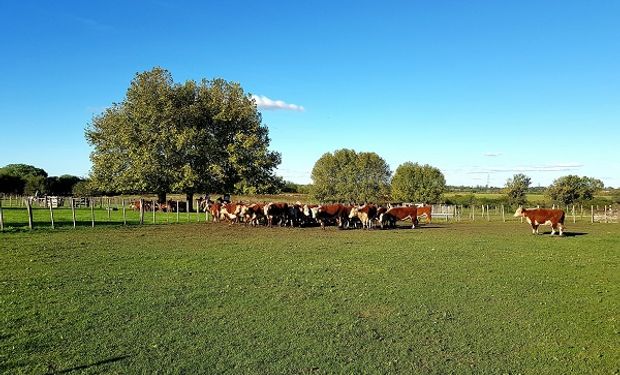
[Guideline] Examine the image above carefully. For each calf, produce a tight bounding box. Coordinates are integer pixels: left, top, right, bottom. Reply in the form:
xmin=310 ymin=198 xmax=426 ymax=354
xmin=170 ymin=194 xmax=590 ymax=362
xmin=417 ymin=205 xmax=432 ymax=224
xmin=514 ymin=207 xmax=565 ymax=235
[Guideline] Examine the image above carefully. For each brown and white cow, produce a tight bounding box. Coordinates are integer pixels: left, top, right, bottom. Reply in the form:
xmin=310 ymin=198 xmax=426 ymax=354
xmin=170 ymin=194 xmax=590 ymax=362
xmin=316 ymin=204 xmax=352 ymax=229
xmin=381 ymin=206 xmax=419 ymax=229
xmin=514 ymin=207 xmax=565 ymax=235
xmin=264 ymin=202 xmax=289 ymax=227
xmin=302 ymin=204 xmax=319 ymax=226
xmin=349 ymin=204 xmax=378 ymax=229
xmin=240 ymin=203 xmax=266 ymax=226
xmin=416 ymin=205 xmax=432 ymax=224
xmin=220 ymin=202 xmax=244 ymax=224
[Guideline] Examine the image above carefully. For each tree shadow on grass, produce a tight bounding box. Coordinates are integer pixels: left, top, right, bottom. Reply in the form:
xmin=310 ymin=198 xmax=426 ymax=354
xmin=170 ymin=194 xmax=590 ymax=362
xmin=49 ymin=355 xmax=130 ymax=374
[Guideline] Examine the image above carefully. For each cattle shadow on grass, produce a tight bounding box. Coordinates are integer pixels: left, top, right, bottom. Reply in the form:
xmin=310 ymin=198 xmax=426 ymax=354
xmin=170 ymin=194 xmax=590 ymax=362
xmin=560 ymin=232 xmax=588 ymax=237
xmin=533 ymin=232 xmax=588 ymax=237
xmin=51 ymin=355 xmax=131 ymax=374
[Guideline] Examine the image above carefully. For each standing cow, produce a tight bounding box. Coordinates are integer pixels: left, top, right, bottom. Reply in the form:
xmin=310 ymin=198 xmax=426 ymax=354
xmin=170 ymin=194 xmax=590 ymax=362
xmin=380 ymin=206 xmax=419 ymax=229
xmin=514 ymin=207 xmax=565 ymax=235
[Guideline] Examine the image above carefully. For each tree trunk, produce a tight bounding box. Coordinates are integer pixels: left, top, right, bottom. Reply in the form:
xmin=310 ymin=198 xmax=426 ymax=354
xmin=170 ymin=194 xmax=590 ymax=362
xmin=186 ymin=192 xmax=194 ymax=211
xmin=157 ymin=192 xmax=167 ymax=204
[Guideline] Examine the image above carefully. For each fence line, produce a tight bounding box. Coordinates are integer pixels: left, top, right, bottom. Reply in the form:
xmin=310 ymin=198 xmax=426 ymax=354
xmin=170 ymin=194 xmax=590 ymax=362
xmin=0 ymin=195 xmax=618 ymax=231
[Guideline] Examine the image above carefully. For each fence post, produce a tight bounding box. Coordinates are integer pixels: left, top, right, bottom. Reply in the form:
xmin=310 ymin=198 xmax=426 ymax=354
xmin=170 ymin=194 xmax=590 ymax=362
xmin=572 ymin=205 xmax=575 ymax=224
xmin=176 ymin=200 xmax=180 ymax=223
xmin=186 ymin=200 xmax=190 ymax=222
xmin=152 ymin=199 xmax=156 ymax=224
xmin=122 ymin=199 xmax=127 ymax=225
xmin=26 ymin=198 xmax=33 ymax=230
xmin=604 ymin=205 xmax=608 ymax=223
xmin=107 ymin=197 xmax=111 ymax=221
xmin=0 ymin=198 xmax=4 ymax=231
xmin=49 ymin=201 xmax=55 ymax=229
xmin=471 ymin=206 xmax=475 ymax=221
xmin=591 ymin=205 xmax=594 ymax=223
xmin=502 ymin=204 xmax=505 ymax=222
xmin=90 ymin=198 xmax=95 ymax=227
xmin=71 ymin=198 xmax=76 ymax=228
xmin=139 ymin=198 xmax=144 ymax=225
xmin=486 ymin=205 xmax=490 ymax=221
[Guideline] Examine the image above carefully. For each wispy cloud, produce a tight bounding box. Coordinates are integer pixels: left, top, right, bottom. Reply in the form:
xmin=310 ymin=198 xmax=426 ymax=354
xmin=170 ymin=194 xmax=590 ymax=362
xmin=466 ymin=163 xmax=584 ymax=174
xmin=74 ymin=16 xmax=113 ymax=32
xmin=483 ymin=152 xmax=502 ymax=157
xmin=252 ymin=95 xmax=305 ymax=112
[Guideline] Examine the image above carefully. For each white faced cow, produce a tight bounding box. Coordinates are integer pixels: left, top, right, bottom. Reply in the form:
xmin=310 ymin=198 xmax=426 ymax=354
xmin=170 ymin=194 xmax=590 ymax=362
xmin=514 ymin=207 xmax=565 ymax=235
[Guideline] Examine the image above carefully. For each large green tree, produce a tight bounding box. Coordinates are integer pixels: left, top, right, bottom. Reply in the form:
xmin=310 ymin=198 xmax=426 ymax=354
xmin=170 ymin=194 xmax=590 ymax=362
xmin=504 ymin=173 xmax=531 ymax=207
xmin=390 ymin=162 xmax=446 ymax=203
xmin=0 ymin=164 xmax=48 ymax=195
xmin=86 ymin=67 xmax=281 ymax=204
xmin=311 ymin=149 xmax=391 ymax=203
xmin=547 ymin=175 xmax=604 ymax=205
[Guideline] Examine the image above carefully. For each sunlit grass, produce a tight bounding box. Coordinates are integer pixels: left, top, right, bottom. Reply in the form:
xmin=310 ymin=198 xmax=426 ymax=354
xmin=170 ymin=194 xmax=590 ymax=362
xmin=1 ymin=221 xmax=618 ymax=373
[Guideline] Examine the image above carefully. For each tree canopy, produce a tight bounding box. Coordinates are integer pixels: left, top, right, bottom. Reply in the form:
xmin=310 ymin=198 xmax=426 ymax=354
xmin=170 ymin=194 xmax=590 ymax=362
xmin=547 ymin=175 xmax=604 ymax=205
xmin=85 ymin=67 xmax=281 ymax=202
xmin=390 ymin=162 xmax=446 ymax=203
xmin=0 ymin=164 xmax=47 ymax=195
xmin=504 ymin=173 xmax=531 ymax=207
xmin=311 ymin=149 xmax=391 ymax=203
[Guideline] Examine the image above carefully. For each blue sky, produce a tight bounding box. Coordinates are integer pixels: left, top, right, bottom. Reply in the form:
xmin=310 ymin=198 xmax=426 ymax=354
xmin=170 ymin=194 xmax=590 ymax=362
xmin=1 ymin=1 xmax=618 ymax=187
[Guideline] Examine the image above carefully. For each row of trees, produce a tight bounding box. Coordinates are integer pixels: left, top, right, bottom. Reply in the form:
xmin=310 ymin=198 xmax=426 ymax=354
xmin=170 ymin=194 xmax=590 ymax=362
xmin=0 ymin=164 xmax=84 ymax=196
xmin=310 ymin=149 xmax=445 ymax=203
xmin=310 ymin=150 xmax=609 ymax=206
xmin=504 ymin=173 xmax=605 ymax=206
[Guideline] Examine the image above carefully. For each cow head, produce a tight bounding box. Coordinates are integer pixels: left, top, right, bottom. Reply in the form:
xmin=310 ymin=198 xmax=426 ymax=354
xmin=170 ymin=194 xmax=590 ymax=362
xmin=349 ymin=206 xmax=359 ymax=219
xmin=514 ymin=207 xmax=524 ymax=217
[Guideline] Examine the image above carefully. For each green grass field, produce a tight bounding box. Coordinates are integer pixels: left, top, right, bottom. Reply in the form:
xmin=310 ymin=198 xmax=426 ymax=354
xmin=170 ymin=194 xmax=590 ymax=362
xmin=1 ymin=221 xmax=619 ymax=374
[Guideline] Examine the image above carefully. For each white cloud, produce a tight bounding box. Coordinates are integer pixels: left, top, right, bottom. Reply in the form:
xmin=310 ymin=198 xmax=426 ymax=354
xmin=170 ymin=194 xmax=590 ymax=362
xmin=483 ymin=152 xmax=502 ymax=157
xmin=251 ymin=95 xmax=305 ymax=112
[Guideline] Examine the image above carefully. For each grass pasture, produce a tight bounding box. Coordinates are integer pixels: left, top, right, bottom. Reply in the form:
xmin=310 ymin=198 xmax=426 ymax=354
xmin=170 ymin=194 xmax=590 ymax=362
xmin=1 ymin=221 xmax=619 ymax=374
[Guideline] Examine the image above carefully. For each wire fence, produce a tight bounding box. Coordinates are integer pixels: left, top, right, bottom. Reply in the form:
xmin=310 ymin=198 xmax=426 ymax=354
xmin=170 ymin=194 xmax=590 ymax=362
xmin=0 ymin=195 xmax=617 ymax=231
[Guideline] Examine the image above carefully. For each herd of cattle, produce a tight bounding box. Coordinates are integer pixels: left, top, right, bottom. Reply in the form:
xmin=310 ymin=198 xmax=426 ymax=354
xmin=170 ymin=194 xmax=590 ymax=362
xmin=204 ymin=201 xmax=433 ymax=229
xmin=129 ymin=199 xmax=567 ymax=234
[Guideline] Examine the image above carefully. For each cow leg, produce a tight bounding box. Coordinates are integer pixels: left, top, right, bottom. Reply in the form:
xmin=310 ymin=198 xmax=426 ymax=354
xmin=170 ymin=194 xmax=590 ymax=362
xmin=559 ymin=223 xmax=564 ymax=236
xmin=531 ymin=224 xmax=539 ymax=234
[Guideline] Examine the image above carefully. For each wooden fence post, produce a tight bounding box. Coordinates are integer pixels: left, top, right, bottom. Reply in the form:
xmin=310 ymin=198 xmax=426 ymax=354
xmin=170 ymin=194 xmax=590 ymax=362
xmin=502 ymin=204 xmax=505 ymax=222
xmin=196 ymin=200 xmax=200 ymax=222
xmin=107 ymin=197 xmax=111 ymax=221
xmin=139 ymin=198 xmax=144 ymax=225
xmin=49 ymin=200 xmax=55 ymax=229
xmin=0 ymin=198 xmax=4 ymax=231
xmin=604 ymin=205 xmax=608 ymax=223
xmin=152 ymin=199 xmax=156 ymax=224
xmin=90 ymin=198 xmax=95 ymax=227
xmin=71 ymin=198 xmax=76 ymax=228
xmin=572 ymin=205 xmax=576 ymax=224
xmin=591 ymin=205 xmax=594 ymax=223
xmin=186 ymin=200 xmax=190 ymax=222
xmin=122 ymin=199 xmax=127 ymax=225
xmin=176 ymin=200 xmax=180 ymax=223
xmin=26 ymin=198 xmax=33 ymax=230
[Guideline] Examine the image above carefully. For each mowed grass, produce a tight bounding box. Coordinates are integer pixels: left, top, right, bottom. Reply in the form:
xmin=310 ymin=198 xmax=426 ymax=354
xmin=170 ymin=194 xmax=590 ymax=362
xmin=1 ymin=221 xmax=619 ymax=374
